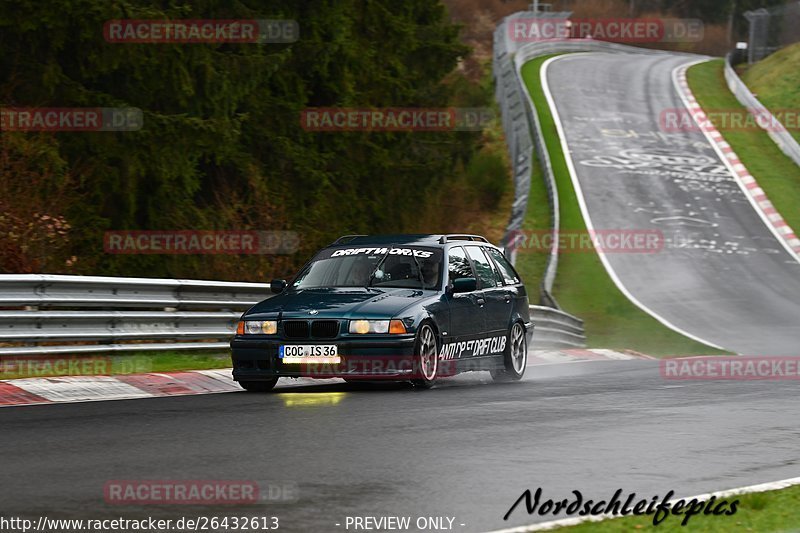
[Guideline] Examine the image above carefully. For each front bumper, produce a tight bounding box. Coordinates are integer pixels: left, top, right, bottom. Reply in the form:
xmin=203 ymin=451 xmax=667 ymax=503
xmin=230 ymin=334 xmax=417 ymax=381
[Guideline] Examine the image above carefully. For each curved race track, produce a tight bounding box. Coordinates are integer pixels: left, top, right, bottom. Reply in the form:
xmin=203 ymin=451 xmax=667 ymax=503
xmin=542 ymin=52 xmax=800 ymax=356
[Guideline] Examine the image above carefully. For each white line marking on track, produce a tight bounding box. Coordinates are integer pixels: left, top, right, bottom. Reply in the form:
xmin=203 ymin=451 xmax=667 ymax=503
xmin=589 ymin=349 xmax=635 ymax=360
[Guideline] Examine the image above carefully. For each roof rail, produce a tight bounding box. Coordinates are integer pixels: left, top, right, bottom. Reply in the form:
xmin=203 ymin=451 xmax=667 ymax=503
xmin=438 ymin=234 xmax=490 ymax=244
xmin=330 ymin=234 xmax=367 ymax=246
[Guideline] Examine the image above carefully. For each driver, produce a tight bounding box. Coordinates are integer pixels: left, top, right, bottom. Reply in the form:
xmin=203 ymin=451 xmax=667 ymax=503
xmin=420 ymin=260 xmax=440 ymax=289
xmin=346 ymin=257 xmax=374 ymax=286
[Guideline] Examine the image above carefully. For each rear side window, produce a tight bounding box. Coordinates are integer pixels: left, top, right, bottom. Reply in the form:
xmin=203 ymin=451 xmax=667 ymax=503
xmin=465 ymin=246 xmax=497 ymax=289
xmin=484 ymin=249 xmax=505 ymax=286
xmin=486 ymin=247 xmax=520 ymax=285
xmin=448 ymin=246 xmax=473 ymax=283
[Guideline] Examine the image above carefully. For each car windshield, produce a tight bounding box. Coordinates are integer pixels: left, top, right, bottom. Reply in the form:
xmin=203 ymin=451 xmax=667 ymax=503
xmin=292 ymin=246 xmax=442 ymax=290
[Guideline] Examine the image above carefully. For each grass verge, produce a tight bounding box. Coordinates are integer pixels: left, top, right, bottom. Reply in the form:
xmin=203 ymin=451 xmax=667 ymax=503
xmin=519 ymin=55 xmax=728 ymax=356
xmin=512 ymin=143 xmax=550 ymax=298
xmin=545 ymin=483 xmax=800 ymax=532
xmin=688 ymin=59 xmax=800 ymax=235
xmin=741 ymin=42 xmax=800 ymax=145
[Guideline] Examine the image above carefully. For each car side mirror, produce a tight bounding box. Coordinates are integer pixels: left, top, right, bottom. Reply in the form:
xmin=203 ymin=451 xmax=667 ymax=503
xmin=450 ymin=277 xmax=477 ymax=294
xmin=270 ymin=279 xmax=287 ymax=294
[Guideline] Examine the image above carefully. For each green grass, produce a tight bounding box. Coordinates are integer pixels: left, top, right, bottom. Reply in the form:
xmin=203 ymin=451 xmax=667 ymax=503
xmin=741 ymin=42 xmax=800 ymax=144
xmin=519 ymin=56 xmax=728 ymax=356
xmin=0 ymin=350 xmax=231 ymax=380
xmin=544 ymin=483 xmax=800 ymax=532
xmin=512 ymin=145 xmax=550 ymax=302
xmin=688 ymin=59 xmax=800 ymax=236
xmin=123 ymin=351 xmax=232 ymax=373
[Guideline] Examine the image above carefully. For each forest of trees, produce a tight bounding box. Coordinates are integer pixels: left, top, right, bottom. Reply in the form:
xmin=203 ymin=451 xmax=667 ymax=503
xmin=0 ymin=0 xmax=509 ymax=280
xmin=1 ymin=0 xmax=786 ymax=280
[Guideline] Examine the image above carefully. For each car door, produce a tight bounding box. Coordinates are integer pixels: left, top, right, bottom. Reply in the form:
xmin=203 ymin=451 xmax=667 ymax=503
xmin=442 ymin=246 xmax=485 ymax=359
xmin=465 ymin=246 xmax=511 ymax=337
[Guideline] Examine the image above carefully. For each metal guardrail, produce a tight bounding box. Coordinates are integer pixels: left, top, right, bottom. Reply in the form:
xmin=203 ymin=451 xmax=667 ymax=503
xmin=0 ymin=274 xmax=585 ymax=354
xmin=0 ymin=274 xmax=268 ymax=308
xmin=494 ymin=22 xmax=538 ymax=282
xmin=724 ymin=52 xmax=800 ymax=168
xmin=0 ymin=311 xmax=241 ymax=342
xmin=529 ymin=305 xmax=586 ymax=349
xmin=0 ymin=274 xmax=268 ymax=356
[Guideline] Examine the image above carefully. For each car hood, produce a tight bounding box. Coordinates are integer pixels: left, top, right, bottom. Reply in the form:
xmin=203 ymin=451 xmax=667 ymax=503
xmin=246 ymin=287 xmax=438 ymax=319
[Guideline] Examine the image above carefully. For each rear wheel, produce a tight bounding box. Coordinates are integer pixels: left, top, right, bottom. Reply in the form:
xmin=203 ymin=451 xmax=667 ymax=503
xmin=411 ymin=323 xmax=438 ymax=389
xmin=239 ymin=378 xmax=278 ymax=392
xmin=491 ymin=322 xmax=527 ymax=382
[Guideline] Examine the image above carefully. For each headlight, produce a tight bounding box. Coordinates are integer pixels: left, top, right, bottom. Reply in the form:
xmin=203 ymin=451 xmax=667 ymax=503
xmin=349 ymin=319 xmax=407 ymax=334
xmin=349 ymin=319 xmax=390 ymax=334
xmin=244 ymin=320 xmax=278 ymax=335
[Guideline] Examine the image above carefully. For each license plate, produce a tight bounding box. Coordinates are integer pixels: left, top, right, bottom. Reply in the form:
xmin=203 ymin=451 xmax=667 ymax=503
xmin=280 ymin=345 xmax=339 ymax=364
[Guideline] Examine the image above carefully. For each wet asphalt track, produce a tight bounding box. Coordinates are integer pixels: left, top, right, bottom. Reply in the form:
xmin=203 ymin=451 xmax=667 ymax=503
xmin=543 ymin=53 xmax=800 ymax=355
xmin=2 ymin=361 xmax=800 ymax=532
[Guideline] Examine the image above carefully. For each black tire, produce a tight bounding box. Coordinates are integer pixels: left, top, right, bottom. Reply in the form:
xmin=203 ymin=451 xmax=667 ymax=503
xmin=239 ymin=378 xmax=278 ymax=392
xmin=411 ymin=322 xmax=439 ymax=389
xmin=491 ymin=322 xmax=527 ymax=382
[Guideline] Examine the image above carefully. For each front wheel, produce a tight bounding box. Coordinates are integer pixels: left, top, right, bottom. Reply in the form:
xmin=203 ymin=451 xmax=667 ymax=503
xmin=239 ymin=378 xmax=278 ymax=392
xmin=491 ymin=322 xmax=527 ymax=382
xmin=411 ymin=323 xmax=439 ymax=389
